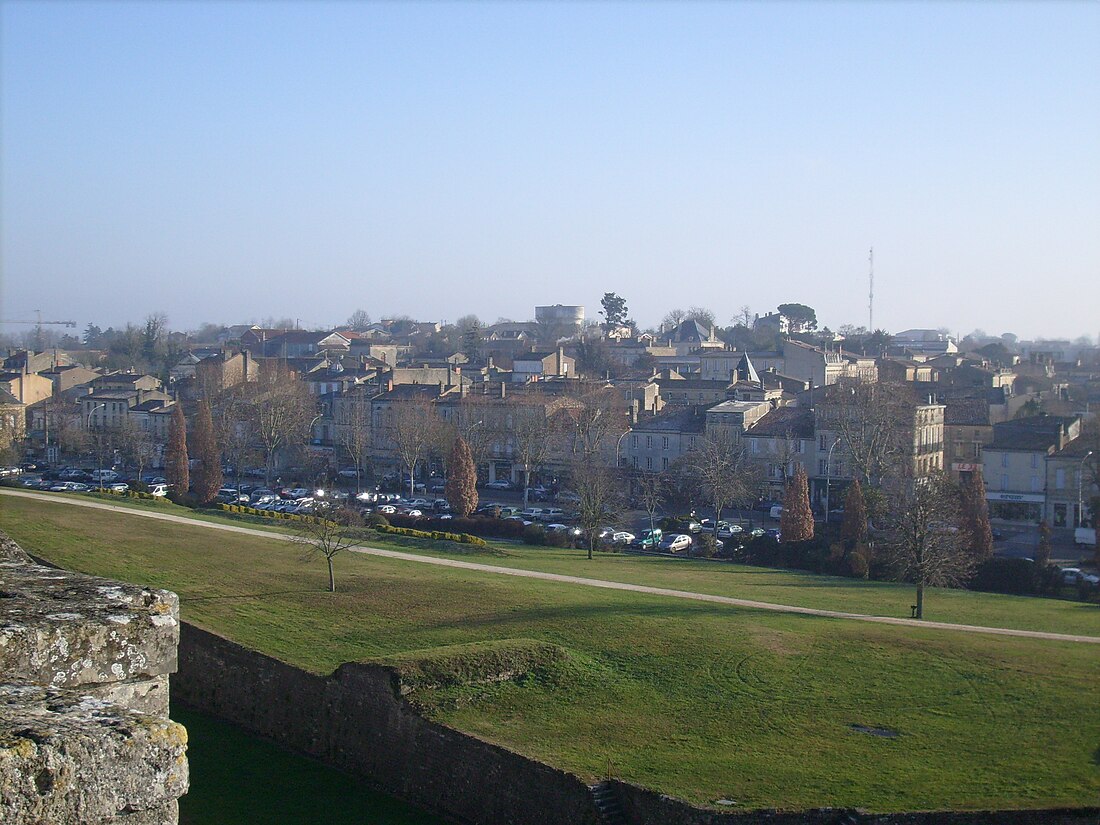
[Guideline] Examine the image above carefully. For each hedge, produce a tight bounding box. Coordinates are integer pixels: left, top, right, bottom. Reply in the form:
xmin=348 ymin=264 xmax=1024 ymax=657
xmin=373 ymin=522 xmax=488 ymax=548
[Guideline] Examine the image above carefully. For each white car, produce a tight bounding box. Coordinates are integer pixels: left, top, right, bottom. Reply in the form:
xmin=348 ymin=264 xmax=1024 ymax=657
xmin=610 ymin=531 xmax=636 ymax=545
xmin=376 ymin=504 xmax=397 ymax=514
xmin=148 ymin=484 xmax=169 ymax=497
xmin=659 ymin=533 xmax=693 ymax=553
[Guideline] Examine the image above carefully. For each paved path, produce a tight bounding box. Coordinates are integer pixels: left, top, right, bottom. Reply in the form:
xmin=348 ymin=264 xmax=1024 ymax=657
xmin=4 ymin=488 xmax=1099 ymax=645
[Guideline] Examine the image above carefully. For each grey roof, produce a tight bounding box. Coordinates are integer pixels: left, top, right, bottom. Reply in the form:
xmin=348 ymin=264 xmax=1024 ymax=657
xmin=746 ymin=407 xmax=814 ymax=439
xmin=944 ymin=398 xmax=991 ymax=427
xmin=631 ymin=407 xmax=709 ymax=434
xmin=735 ymin=354 xmax=760 ymax=384
xmin=673 ymin=319 xmax=711 ymax=343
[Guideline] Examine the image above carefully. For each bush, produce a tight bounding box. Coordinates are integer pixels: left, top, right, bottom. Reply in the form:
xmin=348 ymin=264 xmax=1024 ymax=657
xmin=372 ymin=522 xmax=488 ymax=548
xmin=364 ymin=512 xmax=390 ymax=528
xmin=969 ymin=557 xmax=1039 ymax=595
xmin=523 ymin=525 xmax=548 ymax=546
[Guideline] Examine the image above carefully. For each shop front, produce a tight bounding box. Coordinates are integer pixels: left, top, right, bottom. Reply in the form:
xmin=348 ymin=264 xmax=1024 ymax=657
xmin=986 ymin=491 xmax=1044 ymax=523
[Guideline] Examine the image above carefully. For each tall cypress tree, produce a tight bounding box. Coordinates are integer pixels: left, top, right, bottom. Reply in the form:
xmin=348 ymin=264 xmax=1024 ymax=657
xmin=445 ymin=436 xmax=478 ymax=517
xmin=164 ymin=403 xmax=189 ymax=496
xmin=840 ymin=479 xmax=868 ymax=545
xmin=191 ymin=399 xmax=222 ymax=505
xmin=780 ymin=465 xmax=814 ymax=542
xmin=961 ymin=472 xmax=993 ymax=561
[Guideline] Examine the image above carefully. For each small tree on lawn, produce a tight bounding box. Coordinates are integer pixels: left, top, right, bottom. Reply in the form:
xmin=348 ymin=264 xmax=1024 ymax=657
xmin=191 ymin=399 xmax=223 ymax=505
xmin=960 ymin=472 xmax=993 ymax=562
xmin=445 ymin=436 xmax=478 ymax=517
xmin=164 ymin=404 xmax=189 ymax=497
xmin=573 ymin=458 xmax=623 ymax=560
xmin=294 ymin=506 xmax=363 ymax=593
xmin=780 ymin=465 xmax=814 ymax=543
xmin=880 ymin=473 xmax=976 ymax=620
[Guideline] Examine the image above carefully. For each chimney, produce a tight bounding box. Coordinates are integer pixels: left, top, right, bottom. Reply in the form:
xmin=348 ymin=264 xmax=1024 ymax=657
xmin=386 ymin=378 xmax=394 ymax=393
xmin=499 ymin=382 xmax=506 ymax=399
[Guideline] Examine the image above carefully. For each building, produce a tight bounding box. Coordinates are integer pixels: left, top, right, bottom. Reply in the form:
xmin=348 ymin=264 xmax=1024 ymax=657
xmin=943 ymin=397 xmax=993 ymax=480
xmin=743 ymin=406 xmax=815 ymax=497
xmin=534 ymin=305 xmax=585 ymax=334
xmin=621 ymin=406 xmax=708 ymax=472
xmin=981 ymin=415 xmax=1081 ymax=524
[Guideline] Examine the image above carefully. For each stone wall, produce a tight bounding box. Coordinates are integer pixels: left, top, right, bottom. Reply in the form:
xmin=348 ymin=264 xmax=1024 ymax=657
xmin=611 ymin=780 xmax=1100 ymax=825
xmin=173 ymin=622 xmax=599 ymax=825
xmin=0 ymin=534 xmax=188 ymax=824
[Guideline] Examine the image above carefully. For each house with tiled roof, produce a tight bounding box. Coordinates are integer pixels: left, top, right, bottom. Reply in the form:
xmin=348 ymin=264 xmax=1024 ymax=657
xmin=982 ymin=415 xmax=1081 ymax=525
xmin=943 ymin=397 xmax=993 ymax=480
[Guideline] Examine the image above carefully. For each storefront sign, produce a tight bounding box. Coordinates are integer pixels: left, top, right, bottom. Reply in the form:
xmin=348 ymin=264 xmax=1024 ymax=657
xmin=986 ymin=491 xmax=1044 ymax=503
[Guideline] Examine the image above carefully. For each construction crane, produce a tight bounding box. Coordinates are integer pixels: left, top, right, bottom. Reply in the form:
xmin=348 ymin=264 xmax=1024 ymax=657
xmin=0 ymin=310 xmax=78 ymax=350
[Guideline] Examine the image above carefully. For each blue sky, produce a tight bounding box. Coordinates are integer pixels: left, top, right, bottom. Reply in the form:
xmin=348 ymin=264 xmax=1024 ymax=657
xmin=2 ymin=1 xmax=1098 ymax=339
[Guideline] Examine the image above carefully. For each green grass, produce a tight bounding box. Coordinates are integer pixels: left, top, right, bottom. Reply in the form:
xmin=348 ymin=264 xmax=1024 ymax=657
xmin=174 ymin=705 xmax=442 ymax=825
xmin=3 ymin=495 xmax=1098 ymax=813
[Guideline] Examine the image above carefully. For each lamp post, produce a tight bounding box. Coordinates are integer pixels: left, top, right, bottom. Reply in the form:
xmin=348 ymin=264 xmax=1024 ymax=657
xmin=824 ymin=438 xmax=840 ymax=524
xmin=615 ymin=430 xmax=630 ymax=468
xmin=1078 ymin=450 xmax=1094 ymax=529
xmin=86 ymin=402 xmax=108 ymax=491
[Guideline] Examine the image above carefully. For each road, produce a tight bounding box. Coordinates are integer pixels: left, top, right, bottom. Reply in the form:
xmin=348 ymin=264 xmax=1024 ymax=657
xmin=3 ymin=488 xmax=1098 ymax=645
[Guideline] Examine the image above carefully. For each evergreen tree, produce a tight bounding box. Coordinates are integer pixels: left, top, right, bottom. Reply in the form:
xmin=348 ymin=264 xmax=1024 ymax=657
xmin=191 ymin=399 xmax=222 ymax=505
xmin=840 ymin=479 xmax=868 ymax=544
xmin=780 ymin=465 xmax=814 ymax=542
xmin=1036 ymin=520 xmax=1053 ymax=569
xmin=164 ymin=404 xmax=189 ymax=496
xmin=960 ymin=473 xmax=994 ymax=561
xmin=599 ymin=292 xmax=629 ymax=331
xmin=445 ymin=436 xmax=478 ymax=517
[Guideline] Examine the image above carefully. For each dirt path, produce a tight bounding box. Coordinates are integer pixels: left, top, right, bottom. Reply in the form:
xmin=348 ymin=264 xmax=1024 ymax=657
xmin=4 ymin=488 xmax=1099 ymax=645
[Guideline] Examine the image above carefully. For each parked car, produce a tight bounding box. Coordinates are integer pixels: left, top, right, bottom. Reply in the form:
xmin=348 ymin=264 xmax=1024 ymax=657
xmin=498 ymin=506 xmax=522 ymax=518
xmin=428 ymin=479 xmax=447 ymax=493
xmin=556 ymin=491 xmax=581 ymax=505
xmin=148 ymin=484 xmax=169 ymax=497
xmin=528 ymin=485 xmax=550 ymax=501
xmin=407 ymin=498 xmax=433 ymax=509
xmin=538 ymin=508 xmax=566 ymax=522
xmin=337 ymin=467 xmax=361 ymax=479
xmin=546 ymin=523 xmax=583 ymax=538
xmin=608 ymin=530 xmax=635 ymax=545
xmin=376 ymin=504 xmax=397 ymax=514
xmin=485 ymin=480 xmax=513 ymax=490
xmin=717 ymin=522 xmax=743 ymax=539
xmin=108 ymin=482 xmax=130 ymax=493
xmin=769 ymin=505 xmax=784 ymax=521
xmin=659 ymin=533 xmax=693 ymax=553
xmin=630 ymin=528 xmax=663 ymax=549
xmin=520 ymin=507 xmax=545 ymax=520
xmin=763 ymin=528 xmax=780 ymax=541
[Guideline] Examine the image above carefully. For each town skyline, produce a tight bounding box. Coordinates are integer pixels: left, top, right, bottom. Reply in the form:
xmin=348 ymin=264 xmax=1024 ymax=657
xmin=3 ymin=2 xmax=1098 ymax=340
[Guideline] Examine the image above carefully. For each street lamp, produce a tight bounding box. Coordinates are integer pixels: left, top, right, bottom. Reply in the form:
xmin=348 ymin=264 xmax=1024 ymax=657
xmin=86 ymin=402 xmax=108 ymax=491
xmin=614 ymin=430 xmax=630 ymax=468
xmin=824 ymin=438 xmax=841 ymax=524
xmin=1078 ymin=450 xmax=1094 ymax=529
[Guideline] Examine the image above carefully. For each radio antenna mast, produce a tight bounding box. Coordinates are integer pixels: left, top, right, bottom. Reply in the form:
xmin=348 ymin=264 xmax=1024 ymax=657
xmin=867 ymin=247 xmax=874 ymax=332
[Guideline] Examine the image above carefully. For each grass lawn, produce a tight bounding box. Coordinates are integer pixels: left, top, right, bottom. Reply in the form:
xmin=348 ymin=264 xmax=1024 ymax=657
xmin=174 ymin=705 xmax=442 ymax=825
xmin=2 ymin=495 xmax=1098 ymax=812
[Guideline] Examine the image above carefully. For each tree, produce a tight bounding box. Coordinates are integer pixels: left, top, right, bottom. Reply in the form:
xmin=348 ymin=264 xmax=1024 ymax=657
xmin=879 ymin=474 xmax=976 ymax=620
xmin=821 ymin=379 xmax=912 ymax=487
xmin=445 ymin=437 xmax=478 ymax=517
xmin=572 ymin=458 xmax=623 ymax=560
xmin=460 ymin=320 xmax=483 ymax=362
xmin=600 ymin=292 xmax=629 ymax=331
xmin=777 ymin=303 xmax=818 ymax=331
xmin=335 ymin=387 xmax=373 ymax=493
xmin=249 ymin=368 xmax=314 ymax=485
xmin=959 ymin=473 xmax=993 ymax=562
xmin=387 ymin=398 xmax=443 ymax=497
xmin=294 ymin=506 xmax=362 ymax=593
xmin=212 ymin=387 xmax=259 ymax=489
xmin=680 ymin=431 xmax=757 ymax=549
xmin=661 ymin=309 xmax=686 ymax=331
xmin=733 ymin=305 xmax=753 ymax=328
xmin=840 ymin=478 xmax=872 ymax=577
xmin=780 ymin=465 xmax=814 ymax=542
xmin=118 ymin=418 xmax=157 ymax=488
xmin=685 ymin=306 xmax=716 ymax=328
xmin=165 ymin=404 xmax=189 ymax=496
xmin=637 ymin=471 xmax=665 ymax=534
xmin=512 ymin=400 xmax=560 ymax=508
xmin=191 ymin=399 xmax=222 ymax=505
xmin=346 ymin=309 xmax=372 ymax=331
xmin=1036 ymin=520 xmax=1053 ymax=569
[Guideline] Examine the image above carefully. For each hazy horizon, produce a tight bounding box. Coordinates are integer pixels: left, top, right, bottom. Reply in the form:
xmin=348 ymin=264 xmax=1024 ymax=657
xmin=2 ymin=2 xmax=1098 ymax=341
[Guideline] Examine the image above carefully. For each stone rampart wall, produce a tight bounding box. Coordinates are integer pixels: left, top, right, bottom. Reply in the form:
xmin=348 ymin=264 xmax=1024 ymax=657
xmin=0 ymin=534 xmax=187 ymax=824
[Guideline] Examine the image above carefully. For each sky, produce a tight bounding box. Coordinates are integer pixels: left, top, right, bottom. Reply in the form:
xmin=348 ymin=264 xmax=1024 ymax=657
xmin=2 ymin=1 xmax=1098 ymax=341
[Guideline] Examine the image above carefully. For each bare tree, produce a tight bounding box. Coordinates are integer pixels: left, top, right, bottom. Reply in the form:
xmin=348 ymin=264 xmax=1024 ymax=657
xmin=512 ymin=401 xmax=559 ymax=508
xmin=293 ymin=506 xmax=363 ymax=593
xmin=118 ymin=418 xmax=157 ymax=487
xmin=661 ymin=309 xmax=687 ymax=331
xmin=212 ymin=388 xmax=259 ymax=489
xmin=879 ymin=474 xmax=976 ymax=620
xmin=335 ymin=387 xmax=373 ymax=493
xmin=572 ymin=457 xmax=624 ymax=559
xmin=680 ymin=430 xmax=758 ymax=549
xmin=454 ymin=396 xmax=495 ymax=480
xmin=820 ymin=379 xmax=913 ymax=487
xmin=637 ymin=471 xmax=665 ymax=534
xmin=248 ymin=369 xmax=314 ymax=485
xmin=387 ymin=398 xmax=443 ymax=497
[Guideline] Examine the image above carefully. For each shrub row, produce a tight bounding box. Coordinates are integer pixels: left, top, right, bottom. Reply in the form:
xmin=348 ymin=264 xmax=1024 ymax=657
xmin=217 ymin=503 xmax=327 ymax=524
xmin=385 ymin=513 xmax=528 ymax=540
xmin=373 ymin=522 xmax=488 ymax=547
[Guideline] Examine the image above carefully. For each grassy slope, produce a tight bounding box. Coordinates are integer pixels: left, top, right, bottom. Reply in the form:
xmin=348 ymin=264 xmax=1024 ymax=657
xmin=14 ymin=491 xmax=1100 ymax=636
xmin=2 ymin=496 xmax=1098 ymax=812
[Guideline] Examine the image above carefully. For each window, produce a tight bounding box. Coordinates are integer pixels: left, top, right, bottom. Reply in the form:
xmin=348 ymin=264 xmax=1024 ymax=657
xmin=646 ymin=436 xmax=652 ymax=449
xmin=1000 ymin=474 xmax=1009 ymax=490
xmin=819 ymin=459 xmax=828 ymax=475
xmin=631 ymin=435 xmax=638 ymax=448
xmin=662 ymin=457 xmax=669 ymax=471
xmin=662 ymin=436 xmax=669 ymax=450
xmin=689 ymin=436 xmax=697 ymax=449
xmin=1056 ymin=468 xmax=1065 ymax=489
xmin=1030 ymin=476 xmax=1041 ymax=492
xmin=646 ymin=457 xmax=653 ymax=470
xmin=632 ymin=456 xmax=638 ymax=469
xmin=1030 ymin=453 xmax=1038 ymax=469
xmin=819 ymin=434 xmax=828 ymax=451
xmin=751 ymin=439 xmax=759 ymax=454
xmin=1001 ymin=453 xmax=1009 ymax=468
